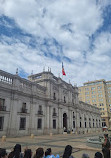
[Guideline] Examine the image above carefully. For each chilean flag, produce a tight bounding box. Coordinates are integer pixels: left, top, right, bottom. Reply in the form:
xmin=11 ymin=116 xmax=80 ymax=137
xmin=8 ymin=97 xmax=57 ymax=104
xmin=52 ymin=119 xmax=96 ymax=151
xmin=62 ymin=62 xmax=66 ymax=76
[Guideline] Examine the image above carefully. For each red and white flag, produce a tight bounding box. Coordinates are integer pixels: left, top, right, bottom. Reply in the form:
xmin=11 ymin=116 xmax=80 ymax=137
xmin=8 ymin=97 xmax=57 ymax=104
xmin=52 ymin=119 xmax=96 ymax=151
xmin=62 ymin=62 xmax=66 ymax=76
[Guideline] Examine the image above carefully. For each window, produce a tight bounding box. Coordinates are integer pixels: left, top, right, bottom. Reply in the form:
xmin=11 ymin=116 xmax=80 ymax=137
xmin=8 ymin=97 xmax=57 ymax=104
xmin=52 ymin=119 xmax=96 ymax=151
xmin=19 ymin=117 xmax=26 ymax=130
xmin=92 ymin=95 xmax=96 ymax=98
xmin=93 ymin=119 xmax=95 ymax=128
xmin=85 ymin=92 xmax=89 ymax=95
xmin=53 ymin=108 xmax=56 ymax=113
xmin=98 ymin=86 xmax=102 ymax=89
xmin=53 ymin=120 xmax=56 ymax=129
xmin=22 ymin=102 xmax=26 ymax=109
xmin=99 ymin=98 xmax=103 ymax=102
xmin=98 ymin=90 xmax=102 ymax=93
xmin=21 ymin=103 xmax=27 ymax=113
xmin=85 ymin=96 xmax=89 ymax=99
xmin=53 ymin=108 xmax=56 ymax=116
xmin=37 ymin=119 xmax=42 ymax=129
xmin=91 ymin=87 xmax=95 ymax=90
xmin=0 ymin=98 xmax=6 ymax=111
xmin=39 ymin=105 xmax=42 ymax=111
xmin=38 ymin=105 xmax=43 ymax=115
xmin=85 ymin=122 xmax=87 ymax=128
xmin=73 ymin=121 xmax=75 ymax=128
xmin=80 ymin=122 xmax=82 ymax=128
xmin=92 ymin=99 xmax=96 ymax=102
xmin=98 ymin=94 xmax=103 ymax=97
xmin=53 ymin=93 xmax=56 ymax=100
xmin=0 ymin=117 xmax=4 ymax=130
xmin=85 ymin=88 xmax=89 ymax=91
xmin=64 ymin=96 xmax=66 ymax=103
xmin=73 ymin=112 xmax=75 ymax=119
xmin=0 ymin=98 xmax=5 ymax=106
xmin=100 ymin=103 xmax=104 ymax=106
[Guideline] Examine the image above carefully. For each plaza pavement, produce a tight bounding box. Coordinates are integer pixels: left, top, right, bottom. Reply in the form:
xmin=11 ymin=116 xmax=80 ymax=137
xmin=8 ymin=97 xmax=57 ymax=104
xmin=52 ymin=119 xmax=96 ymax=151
xmin=0 ymin=132 xmax=103 ymax=158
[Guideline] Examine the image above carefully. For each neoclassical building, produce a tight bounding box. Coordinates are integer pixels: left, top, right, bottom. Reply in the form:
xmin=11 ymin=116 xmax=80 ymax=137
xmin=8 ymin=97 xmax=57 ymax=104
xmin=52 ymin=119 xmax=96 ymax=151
xmin=0 ymin=69 xmax=102 ymax=137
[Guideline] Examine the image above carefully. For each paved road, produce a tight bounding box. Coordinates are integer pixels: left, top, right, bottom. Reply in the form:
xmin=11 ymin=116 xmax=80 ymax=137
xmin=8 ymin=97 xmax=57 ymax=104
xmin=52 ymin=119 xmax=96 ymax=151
xmin=0 ymin=133 xmax=103 ymax=158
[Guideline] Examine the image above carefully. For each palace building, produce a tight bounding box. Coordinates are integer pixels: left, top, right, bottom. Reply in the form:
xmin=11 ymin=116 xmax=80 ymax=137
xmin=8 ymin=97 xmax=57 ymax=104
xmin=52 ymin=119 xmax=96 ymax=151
xmin=0 ymin=69 xmax=101 ymax=137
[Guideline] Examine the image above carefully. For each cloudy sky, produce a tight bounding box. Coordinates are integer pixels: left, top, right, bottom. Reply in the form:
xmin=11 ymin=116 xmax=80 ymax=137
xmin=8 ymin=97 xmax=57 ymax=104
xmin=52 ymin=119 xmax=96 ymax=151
xmin=0 ymin=0 xmax=111 ymax=86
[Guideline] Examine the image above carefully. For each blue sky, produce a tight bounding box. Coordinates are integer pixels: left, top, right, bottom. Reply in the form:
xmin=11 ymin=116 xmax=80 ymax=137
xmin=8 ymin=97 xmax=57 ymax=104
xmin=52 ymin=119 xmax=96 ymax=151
xmin=0 ymin=0 xmax=111 ymax=86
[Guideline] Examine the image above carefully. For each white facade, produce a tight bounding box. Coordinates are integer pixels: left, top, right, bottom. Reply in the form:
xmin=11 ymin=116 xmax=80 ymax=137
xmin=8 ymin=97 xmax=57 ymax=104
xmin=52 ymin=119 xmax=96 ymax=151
xmin=0 ymin=70 xmax=102 ymax=137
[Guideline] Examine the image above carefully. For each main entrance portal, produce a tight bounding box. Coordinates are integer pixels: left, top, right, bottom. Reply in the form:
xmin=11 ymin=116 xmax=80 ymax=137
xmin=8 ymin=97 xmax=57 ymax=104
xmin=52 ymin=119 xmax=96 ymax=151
xmin=63 ymin=113 xmax=67 ymax=130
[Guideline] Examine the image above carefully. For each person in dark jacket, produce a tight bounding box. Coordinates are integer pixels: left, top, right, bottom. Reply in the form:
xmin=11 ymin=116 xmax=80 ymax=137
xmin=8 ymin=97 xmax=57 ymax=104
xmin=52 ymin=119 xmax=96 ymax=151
xmin=33 ymin=148 xmax=44 ymax=158
xmin=8 ymin=144 xmax=23 ymax=158
xmin=24 ymin=149 xmax=32 ymax=158
xmin=0 ymin=149 xmax=7 ymax=158
xmin=102 ymin=134 xmax=110 ymax=158
xmin=63 ymin=145 xmax=75 ymax=158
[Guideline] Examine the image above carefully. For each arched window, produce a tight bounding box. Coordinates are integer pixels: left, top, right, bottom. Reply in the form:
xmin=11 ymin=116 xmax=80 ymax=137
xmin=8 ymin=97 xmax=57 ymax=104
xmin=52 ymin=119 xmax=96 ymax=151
xmin=64 ymin=96 xmax=66 ymax=103
xmin=53 ymin=93 xmax=56 ymax=100
xmin=80 ymin=121 xmax=82 ymax=128
xmin=80 ymin=116 xmax=82 ymax=128
xmin=85 ymin=122 xmax=87 ymax=128
xmin=73 ymin=121 xmax=75 ymax=128
xmin=53 ymin=108 xmax=56 ymax=116
xmin=93 ymin=119 xmax=94 ymax=128
xmin=73 ymin=112 xmax=75 ymax=119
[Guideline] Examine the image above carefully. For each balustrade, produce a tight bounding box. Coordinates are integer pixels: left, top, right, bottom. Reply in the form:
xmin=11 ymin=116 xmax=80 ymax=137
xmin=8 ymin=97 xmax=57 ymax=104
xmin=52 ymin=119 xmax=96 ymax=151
xmin=21 ymin=108 xmax=27 ymax=113
xmin=38 ymin=110 xmax=43 ymax=115
xmin=0 ymin=70 xmax=13 ymax=84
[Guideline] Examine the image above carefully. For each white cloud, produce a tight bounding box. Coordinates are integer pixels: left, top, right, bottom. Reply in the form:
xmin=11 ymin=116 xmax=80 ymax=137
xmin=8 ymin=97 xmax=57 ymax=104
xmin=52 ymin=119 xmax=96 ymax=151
xmin=0 ymin=0 xmax=111 ymax=86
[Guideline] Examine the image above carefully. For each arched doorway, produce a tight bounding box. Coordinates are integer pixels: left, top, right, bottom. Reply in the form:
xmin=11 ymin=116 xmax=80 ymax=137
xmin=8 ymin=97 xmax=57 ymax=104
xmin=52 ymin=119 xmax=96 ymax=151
xmin=63 ymin=113 xmax=67 ymax=130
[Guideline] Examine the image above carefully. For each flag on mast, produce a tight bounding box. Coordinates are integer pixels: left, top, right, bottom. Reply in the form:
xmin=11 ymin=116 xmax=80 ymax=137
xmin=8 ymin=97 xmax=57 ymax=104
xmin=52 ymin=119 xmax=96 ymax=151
xmin=62 ymin=62 xmax=66 ymax=76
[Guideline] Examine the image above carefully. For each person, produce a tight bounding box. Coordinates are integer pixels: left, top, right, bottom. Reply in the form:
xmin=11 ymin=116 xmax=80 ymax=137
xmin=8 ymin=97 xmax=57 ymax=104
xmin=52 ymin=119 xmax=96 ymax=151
xmin=102 ymin=134 xmax=110 ymax=158
xmin=24 ymin=149 xmax=32 ymax=158
xmin=94 ymin=152 xmax=102 ymax=158
xmin=34 ymin=148 xmax=44 ymax=158
xmin=82 ymin=153 xmax=90 ymax=158
xmin=63 ymin=145 xmax=74 ymax=158
xmin=0 ymin=149 xmax=7 ymax=158
xmin=8 ymin=144 xmax=23 ymax=158
xmin=44 ymin=148 xmax=59 ymax=158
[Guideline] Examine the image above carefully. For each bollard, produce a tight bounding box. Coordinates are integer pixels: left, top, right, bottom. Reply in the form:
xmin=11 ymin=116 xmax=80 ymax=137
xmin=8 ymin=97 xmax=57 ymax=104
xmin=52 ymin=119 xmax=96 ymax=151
xmin=31 ymin=134 xmax=34 ymax=138
xmin=2 ymin=136 xmax=6 ymax=142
